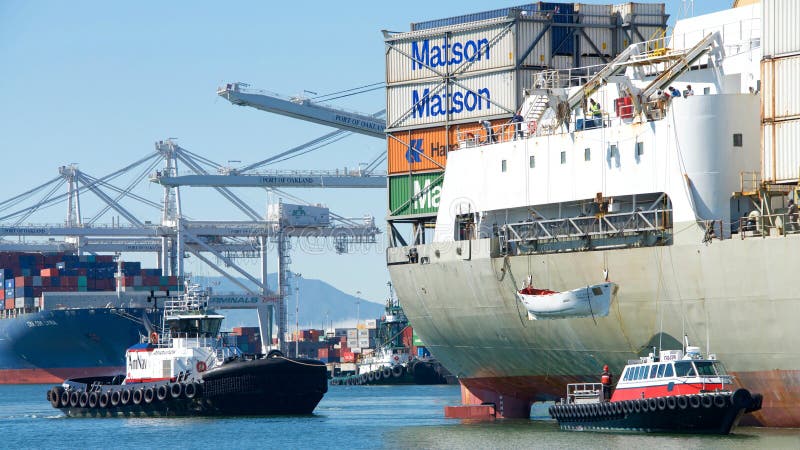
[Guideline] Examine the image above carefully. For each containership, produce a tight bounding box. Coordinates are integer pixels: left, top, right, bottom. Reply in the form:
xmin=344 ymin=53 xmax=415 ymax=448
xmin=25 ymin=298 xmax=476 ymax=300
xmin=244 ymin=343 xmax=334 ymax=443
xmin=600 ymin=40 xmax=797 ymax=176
xmin=0 ymin=252 xmax=178 ymax=384
xmin=384 ymin=1 xmax=800 ymax=427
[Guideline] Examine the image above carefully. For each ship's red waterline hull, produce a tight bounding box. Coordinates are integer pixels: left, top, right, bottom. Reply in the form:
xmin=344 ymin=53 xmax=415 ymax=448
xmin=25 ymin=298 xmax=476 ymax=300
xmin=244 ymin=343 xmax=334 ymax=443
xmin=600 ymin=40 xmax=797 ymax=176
xmin=0 ymin=366 xmax=123 ymax=384
xmin=457 ymin=369 xmax=800 ymax=426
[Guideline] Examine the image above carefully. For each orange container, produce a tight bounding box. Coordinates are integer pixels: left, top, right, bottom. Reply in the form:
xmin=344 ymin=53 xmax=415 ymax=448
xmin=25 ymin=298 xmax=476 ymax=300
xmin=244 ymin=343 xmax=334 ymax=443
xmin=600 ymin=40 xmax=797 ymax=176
xmin=388 ymin=120 xmax=509 ymax=175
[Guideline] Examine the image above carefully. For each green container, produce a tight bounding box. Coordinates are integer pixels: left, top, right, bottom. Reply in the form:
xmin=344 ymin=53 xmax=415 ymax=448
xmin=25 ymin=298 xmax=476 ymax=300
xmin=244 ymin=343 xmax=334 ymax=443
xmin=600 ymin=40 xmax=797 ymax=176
xmin=159 ymin=276 xmax=168 ymax=286
xmin=389 ymin=172 xmax=444 ymax=217
xmin=77 ymin=276 xmax=87 ymax=287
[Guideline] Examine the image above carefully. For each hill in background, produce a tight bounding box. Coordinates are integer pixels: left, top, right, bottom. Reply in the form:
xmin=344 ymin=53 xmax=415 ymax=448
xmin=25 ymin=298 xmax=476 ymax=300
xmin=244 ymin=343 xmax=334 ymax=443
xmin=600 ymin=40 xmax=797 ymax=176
xmin=193 ymin=274 xmax=386 ymax=329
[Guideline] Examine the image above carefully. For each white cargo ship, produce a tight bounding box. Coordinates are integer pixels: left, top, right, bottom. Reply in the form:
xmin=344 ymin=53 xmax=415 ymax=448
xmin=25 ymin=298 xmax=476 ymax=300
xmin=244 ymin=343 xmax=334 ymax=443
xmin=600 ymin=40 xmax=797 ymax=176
xmin=384 ymin=1 xmax=800 ymax=427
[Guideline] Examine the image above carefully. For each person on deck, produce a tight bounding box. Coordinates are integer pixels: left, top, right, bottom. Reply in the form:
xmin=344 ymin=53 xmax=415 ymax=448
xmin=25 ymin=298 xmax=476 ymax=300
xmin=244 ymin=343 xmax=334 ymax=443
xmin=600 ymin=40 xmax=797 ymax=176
xmin=601 ymin=364 xmax=614 ymax=401
xmin=512 ymin=112 xmax=524 ymax=140
xmin=480 ymin=119 xmax=496 ymax=144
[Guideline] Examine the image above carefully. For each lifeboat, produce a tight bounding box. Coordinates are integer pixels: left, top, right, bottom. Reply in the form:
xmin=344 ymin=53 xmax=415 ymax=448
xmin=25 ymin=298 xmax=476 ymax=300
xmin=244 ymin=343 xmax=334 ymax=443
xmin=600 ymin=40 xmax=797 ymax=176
xmin=548 ymin=345 xmax=763 ymax=434
xmin=516 ymin=282 xmax=618 ymax=320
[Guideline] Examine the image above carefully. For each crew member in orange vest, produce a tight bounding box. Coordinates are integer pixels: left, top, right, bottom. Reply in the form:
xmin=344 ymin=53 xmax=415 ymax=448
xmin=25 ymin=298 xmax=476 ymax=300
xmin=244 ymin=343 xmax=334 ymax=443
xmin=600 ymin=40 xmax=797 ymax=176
xmin=601 ymin=364 xmax=613 ymax=401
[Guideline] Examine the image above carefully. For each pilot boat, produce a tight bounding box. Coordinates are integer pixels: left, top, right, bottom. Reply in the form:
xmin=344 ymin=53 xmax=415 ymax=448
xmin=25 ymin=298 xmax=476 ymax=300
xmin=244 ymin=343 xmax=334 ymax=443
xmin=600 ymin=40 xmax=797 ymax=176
xmin=548 ymin=343 xmax=762 ymax=434
xmin=46 ymin=285 xmax=328 ymax=417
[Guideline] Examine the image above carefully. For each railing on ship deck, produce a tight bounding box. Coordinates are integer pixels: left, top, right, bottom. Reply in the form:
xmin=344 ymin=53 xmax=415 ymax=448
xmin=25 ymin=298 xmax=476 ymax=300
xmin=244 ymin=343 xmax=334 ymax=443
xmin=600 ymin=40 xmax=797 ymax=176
xmin=503 ymin=209 xmax=671 ymax=242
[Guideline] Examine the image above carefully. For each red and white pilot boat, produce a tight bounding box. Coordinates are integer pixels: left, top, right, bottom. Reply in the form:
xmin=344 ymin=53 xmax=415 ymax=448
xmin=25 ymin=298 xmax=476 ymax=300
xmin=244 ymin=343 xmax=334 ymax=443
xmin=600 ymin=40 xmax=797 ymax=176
xmin=46 ymin=284 xmax=328 ymax=417
xmin=549 ymin=342 xmax=762 ymax=434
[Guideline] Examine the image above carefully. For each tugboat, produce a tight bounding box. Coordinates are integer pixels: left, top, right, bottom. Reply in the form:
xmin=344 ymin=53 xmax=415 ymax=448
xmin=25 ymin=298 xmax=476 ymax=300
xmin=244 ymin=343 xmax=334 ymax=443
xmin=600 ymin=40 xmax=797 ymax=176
xmin=46 ymin=284 xmax=328 ymax=417
xmin=329 ymin=282 xmax=452 ymax=386
xmin=549 ymin=341 xmax=762 ymax=434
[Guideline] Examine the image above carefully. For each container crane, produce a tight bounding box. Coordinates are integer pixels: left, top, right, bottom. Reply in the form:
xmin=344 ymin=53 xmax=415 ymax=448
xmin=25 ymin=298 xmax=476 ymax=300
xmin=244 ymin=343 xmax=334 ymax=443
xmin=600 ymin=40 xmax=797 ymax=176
xmin=217 ymin=82 xmax=386 ymax=139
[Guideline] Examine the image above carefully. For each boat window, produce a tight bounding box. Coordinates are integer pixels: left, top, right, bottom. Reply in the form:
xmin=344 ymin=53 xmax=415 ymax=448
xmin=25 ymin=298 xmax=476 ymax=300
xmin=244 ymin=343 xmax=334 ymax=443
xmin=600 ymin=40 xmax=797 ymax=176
xmin=657 ymin=363 xmax=666 ymax=378
xmin=649 ymin=364 xmax=658 ymax=378
xmin=636 ymin=366 xmax=645 ymax=380
xmin=592 ymin=287 xmax=603 ymax=296
xmin=694 ymin=361 xmax=718 ymax=376
xmin=713 ymin=361 xmax=728 ymax=376
xmin=665 ymin=364 xmax=674 ymax=377
xmin=674 ymin=361 xmax=696 ymax=377
xmin=623 ymin=367 xmax=631 ymax=381
xmin=529 ymin=155 xmax=535 ymax=168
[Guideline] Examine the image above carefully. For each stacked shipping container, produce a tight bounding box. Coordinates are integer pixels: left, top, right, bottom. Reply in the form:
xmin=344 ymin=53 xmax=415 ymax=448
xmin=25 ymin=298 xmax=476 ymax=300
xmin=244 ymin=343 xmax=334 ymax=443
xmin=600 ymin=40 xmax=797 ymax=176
xmin=761 ymin=0 xmax=800 ymax=183
xmin=0 ymin=252 xmax=179 ymax=314
xmin=385 ymin=2 xmax=666 ymax=219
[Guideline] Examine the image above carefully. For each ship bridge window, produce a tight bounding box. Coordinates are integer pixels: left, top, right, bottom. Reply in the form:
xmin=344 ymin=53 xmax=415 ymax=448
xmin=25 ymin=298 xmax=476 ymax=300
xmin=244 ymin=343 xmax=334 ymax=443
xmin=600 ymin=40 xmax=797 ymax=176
xmin=623 ymin=367 xmax=632 ymax=381
xmin=529 ymin=155 xmax=535 ymax=168
xmin=649 ymin=364 xmax=658 ymax=378
xmin=733 ymin=133 xmax=743 ymax=147
xmin=664 ymin=364 xmax=674 ymax=377
xmin=694 ymin=361 xmax=718 ymax=376
xmin=584 ymin=148 xmax=591 ymax=161
xmin=636 ymin=365 xmax=646 ymax=380
xmin=560 ymin=151 xmax=566 ymax=164
xmin=501 ymin=159 xmax=507 ymax=172
xmin=657 ymin=363 xmax=666 ymax=378
xmin=169 ymin=317 xmax=223 ymax=338
xmin=674 ymin=361 xmax=697 ymax=377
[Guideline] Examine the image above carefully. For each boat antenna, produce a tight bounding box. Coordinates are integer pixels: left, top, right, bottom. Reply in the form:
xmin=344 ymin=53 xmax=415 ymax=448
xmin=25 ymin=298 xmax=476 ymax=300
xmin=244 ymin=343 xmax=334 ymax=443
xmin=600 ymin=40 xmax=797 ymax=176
xmin=683 ymin=334 xmax=689 ymax=352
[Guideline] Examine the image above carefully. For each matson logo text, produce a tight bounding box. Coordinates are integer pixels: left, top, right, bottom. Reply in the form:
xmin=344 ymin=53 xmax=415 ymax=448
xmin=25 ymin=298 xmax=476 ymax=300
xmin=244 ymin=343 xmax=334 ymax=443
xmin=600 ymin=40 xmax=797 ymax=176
xmin=411 ymin=37 xmax=491 ymax=70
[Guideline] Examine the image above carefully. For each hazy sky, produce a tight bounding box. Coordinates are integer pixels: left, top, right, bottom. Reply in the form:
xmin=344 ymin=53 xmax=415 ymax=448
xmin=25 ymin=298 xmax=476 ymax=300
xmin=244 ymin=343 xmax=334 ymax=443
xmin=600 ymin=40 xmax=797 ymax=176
xmin=0 ymin=1 xmax=732 ymax=303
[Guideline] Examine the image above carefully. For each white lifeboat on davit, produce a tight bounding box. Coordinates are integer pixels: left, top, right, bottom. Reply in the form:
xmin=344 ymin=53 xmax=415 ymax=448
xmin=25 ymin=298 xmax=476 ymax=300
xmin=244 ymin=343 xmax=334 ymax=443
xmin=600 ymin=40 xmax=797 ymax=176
xmin=516 ymin=281 xmax=619 ymax=320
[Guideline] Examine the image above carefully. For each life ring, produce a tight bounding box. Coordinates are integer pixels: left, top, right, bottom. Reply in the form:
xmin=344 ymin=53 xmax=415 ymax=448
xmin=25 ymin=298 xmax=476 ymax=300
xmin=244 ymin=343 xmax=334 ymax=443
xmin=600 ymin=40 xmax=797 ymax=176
xmin=196 ymin=361 xmax=207 ymax=373
xmin=150 ymin=332 xmax=159 ymax=344
xmin=393 ymin=355 xmax=400 ymax=362
xmin=528 ymin=120 xmax=537 ymax=134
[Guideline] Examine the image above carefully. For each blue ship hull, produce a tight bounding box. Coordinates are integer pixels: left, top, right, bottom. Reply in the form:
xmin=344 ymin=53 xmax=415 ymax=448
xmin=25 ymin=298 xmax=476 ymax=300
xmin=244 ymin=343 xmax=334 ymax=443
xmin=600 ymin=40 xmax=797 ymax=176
xmin=0 ymin=308 xmax=159 ymax=384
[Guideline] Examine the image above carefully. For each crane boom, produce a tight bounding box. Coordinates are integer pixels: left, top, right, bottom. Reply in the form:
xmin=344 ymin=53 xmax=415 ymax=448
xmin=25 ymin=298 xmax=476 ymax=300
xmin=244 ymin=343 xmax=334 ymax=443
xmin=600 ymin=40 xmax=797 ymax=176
xmin=218 ymin=83 xmax=386 ymax=139
xmin=154 ymin=172 xmax=386 ymax=188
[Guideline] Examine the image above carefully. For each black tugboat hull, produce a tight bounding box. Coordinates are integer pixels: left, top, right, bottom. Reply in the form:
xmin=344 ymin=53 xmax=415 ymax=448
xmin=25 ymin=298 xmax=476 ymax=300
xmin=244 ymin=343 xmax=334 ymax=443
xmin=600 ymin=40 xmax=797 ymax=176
xmin=549 ymin=390 xmax=763 ymax=435
xmin=47 ymin=355 xmax=328 ymax=417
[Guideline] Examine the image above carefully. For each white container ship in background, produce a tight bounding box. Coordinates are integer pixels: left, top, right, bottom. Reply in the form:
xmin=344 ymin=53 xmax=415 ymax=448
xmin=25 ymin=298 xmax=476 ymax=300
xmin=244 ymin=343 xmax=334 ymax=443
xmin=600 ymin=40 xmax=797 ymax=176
xmin=383 ymin=1 xmax=800 ymax=427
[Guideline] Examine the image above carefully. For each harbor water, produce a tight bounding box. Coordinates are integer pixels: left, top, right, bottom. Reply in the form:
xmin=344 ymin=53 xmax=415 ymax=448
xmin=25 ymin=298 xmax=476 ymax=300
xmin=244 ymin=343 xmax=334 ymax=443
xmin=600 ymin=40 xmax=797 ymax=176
xmin=1 ymin=384 xmax=797 ymax=449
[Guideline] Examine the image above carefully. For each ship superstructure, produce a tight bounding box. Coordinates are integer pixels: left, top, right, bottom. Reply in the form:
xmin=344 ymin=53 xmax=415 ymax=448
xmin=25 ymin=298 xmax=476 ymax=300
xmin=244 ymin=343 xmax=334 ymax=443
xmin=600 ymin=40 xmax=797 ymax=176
xmin=385 ymin=2 xmax=800 ymax=427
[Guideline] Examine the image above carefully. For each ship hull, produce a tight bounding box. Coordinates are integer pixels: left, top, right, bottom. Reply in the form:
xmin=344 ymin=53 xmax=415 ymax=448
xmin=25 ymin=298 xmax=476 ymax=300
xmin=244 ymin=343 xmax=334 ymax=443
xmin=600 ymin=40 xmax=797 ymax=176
xmin=387 ymin=233 xmax=800 ymax=427
xmin=0 ymin=308 xmax=158 ymax=384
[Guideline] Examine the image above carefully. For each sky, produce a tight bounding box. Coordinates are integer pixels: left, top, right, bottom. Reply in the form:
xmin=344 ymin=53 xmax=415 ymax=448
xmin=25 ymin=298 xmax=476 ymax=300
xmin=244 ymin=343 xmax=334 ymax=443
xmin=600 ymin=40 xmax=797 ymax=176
xmin=0 ymin=1 xmax=733 ymax=303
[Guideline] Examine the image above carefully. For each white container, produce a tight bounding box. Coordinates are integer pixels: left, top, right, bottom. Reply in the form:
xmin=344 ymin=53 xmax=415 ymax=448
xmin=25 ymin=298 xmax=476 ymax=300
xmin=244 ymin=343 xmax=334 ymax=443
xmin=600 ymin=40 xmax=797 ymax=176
xmin=267 ymin=203 xmax=330 ymax=227
xmin=762 ymin=55 xmax=800 ymax=120
xmin=551 ymin=55 xmax=574 ymax=70
xmin=357 ymin=328 xmax=370 ymax=338
xmin=358 ymin=338 xmax=371 ymax=349
xmin=763 ymin=0 xmax=800 ymax=57
xmin=577 ymin=3 xmax=614 ymax=55
xmin=763 ymin=119 xmax=800 ymax=182
xmin=386 ymin=19 xmax=516 ymax=84
xmin=386 ymin=69 xmax=526 ymax=130
xmin=346 ymin=329 xmax=358 ymax=339
xmin=365 ymin=319 xmax=377 ymax=329
xmin=613 ymin=2 xmax=666 ymax=25
xmin=386 ymin=17 xmax=558 ymax=85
